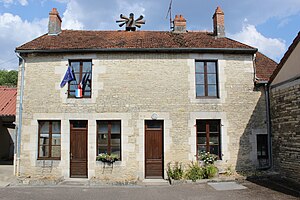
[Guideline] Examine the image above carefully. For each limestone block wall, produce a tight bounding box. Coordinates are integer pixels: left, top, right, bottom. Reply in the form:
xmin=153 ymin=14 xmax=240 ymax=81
xmin=270 ymin=79 xmax=300 ymax=182
xmin=15 ymin=52 xmax=267 ymax=181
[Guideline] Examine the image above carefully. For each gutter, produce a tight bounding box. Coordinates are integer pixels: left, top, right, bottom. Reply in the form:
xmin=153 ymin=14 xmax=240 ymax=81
xmin=15 ymin=53 xmax=25 ymax=176
xmin=15 ymin=47 xmax=258 ymax=54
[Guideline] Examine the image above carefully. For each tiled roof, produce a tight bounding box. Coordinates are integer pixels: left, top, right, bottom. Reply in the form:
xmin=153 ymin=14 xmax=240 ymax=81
xmin=269 ymin=31 xmax=300 ymax=83
xmin=255 ymin=52 xmax=278 ymax=82
xmin=15 ymin=30 xmax=277 ymax=81
xmin=16 ymin=30 xmax=255 ymax=51
xmin=0 ymin=87 xmax=17 ymax=117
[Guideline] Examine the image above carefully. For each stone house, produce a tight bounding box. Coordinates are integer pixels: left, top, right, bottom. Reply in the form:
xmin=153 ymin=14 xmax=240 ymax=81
xmin=14 ymin=7 xmax=277 ymax=182
xmin=269 ymin=32 xmax=300 ymax=182
xmin=0 ymin=87 xmax=17 ymax=162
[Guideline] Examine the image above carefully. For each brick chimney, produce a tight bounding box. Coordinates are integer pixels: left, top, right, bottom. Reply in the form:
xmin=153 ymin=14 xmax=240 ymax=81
xmin=173 ymin=15 xmax=186 ymax=33
xmin=48 ymin=8 xmax=62 ymax=35
xmin=213 ymin=6 xmax=225 ymax=37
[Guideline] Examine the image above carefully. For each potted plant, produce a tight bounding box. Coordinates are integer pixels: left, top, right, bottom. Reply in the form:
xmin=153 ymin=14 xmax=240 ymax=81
xmin=96 ymin=153 xmax=119 ymax=163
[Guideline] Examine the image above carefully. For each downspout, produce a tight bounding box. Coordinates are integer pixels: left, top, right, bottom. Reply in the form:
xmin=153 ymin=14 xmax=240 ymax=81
xmin=264 ymin=83 xmax=273 ymax=170
xmin=15 ymin=53 xmax=25 ymax=176
xmin=258 ymin=81 xmax=272 ymax=170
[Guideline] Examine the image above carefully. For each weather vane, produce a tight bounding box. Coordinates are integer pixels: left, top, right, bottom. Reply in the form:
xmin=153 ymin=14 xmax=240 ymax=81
xmin=116 ymin=13 xmax=145 ymax=31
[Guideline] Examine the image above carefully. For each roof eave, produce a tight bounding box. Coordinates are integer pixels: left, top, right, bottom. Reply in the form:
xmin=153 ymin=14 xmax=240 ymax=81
xmin=15 ymin=47 xmax=257 ymax=54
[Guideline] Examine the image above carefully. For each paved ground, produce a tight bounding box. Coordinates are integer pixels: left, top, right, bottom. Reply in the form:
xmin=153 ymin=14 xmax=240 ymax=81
xmin=0 ymin=163 xmax=15 ymax=187
xmin=0 ymin=164 xmax=299 ymax=200
xmin=0 ymin=180 xmax=299 ymax=200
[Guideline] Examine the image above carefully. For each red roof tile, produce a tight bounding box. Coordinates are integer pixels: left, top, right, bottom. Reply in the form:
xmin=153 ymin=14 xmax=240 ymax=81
xmin=16 ymin=30 xmax=254 ymax=51
xmin=255 ymin=52 xmax=278 ymax=82
xmin=0 ymin=87 xmax=17 ymax=117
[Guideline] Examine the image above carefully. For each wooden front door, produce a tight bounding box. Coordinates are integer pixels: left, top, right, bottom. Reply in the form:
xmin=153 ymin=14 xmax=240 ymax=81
xmin=145 ymin=120 xmax=164 ymax=179
xmin=70 ymin=120 xmax=88 ymax=178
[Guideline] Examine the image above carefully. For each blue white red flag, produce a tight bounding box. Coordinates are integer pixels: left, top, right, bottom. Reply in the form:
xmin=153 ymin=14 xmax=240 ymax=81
xmin=60 ymin=66 xmax=75 ymax=88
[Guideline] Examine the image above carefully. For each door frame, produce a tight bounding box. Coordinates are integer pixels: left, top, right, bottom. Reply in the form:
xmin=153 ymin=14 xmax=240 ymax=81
xmin=144 ymin=120 xmax=164 ymax=179
xmin=69 ymin=120 xmax=88 ymax=178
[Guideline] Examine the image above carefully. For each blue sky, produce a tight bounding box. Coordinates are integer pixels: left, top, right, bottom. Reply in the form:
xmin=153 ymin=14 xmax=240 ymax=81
xmin=0 ymin=0 xmax=300 ymax=70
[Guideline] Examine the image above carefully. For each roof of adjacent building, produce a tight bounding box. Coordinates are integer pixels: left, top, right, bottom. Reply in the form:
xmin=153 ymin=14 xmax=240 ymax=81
xmin=15 ymin=30 xmax=277 ymax=82
xmin=269 ymin=31 xmax=300 ymax=83
xmin=0 ymin=87 xmax=17 ymax=117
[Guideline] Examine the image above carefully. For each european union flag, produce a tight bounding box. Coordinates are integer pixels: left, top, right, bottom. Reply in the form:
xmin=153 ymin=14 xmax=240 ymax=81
xmin=60 ymin=66 xmax=75 ymax=88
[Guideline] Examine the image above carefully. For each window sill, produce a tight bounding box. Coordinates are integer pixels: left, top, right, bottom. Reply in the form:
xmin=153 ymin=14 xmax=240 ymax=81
xmin=37 ymin=158 xmax=61 ymax=160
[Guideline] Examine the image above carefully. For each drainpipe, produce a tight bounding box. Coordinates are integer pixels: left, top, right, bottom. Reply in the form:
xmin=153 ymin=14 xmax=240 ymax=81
xmin=15 ymin=53 xmax=25 ymax=176
xmin=258 ymin=81 xmax=272 ymax=170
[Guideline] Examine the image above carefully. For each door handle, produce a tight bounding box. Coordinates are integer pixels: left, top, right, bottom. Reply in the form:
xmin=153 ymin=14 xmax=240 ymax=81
xmin=70 ymin=152 xmax=73 ymax=160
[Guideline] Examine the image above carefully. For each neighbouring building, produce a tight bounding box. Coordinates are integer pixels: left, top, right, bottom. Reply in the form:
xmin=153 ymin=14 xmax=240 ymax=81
xmin=14 ymin=7 xmax=277 ymax=182
xmin=0 ymin=87 xmax=17 ymax=162
xmin=269 ymin=32 xmax=300 ymax=182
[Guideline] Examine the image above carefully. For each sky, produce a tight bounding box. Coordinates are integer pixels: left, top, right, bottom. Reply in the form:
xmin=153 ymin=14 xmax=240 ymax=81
xmin=0 ymin=0 xmax=299 ymax=70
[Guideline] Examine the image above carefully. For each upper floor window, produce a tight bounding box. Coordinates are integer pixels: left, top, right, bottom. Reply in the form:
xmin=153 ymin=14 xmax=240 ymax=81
xmin=195 ymin=61 xmax=218 ymax=98
xmin=196 ymin=119 xmax=221 ymax=159
xmin=68 ymin=60 xmax=92 ymax=98
xmin=38 ymin=120 xmax=61 ymax=160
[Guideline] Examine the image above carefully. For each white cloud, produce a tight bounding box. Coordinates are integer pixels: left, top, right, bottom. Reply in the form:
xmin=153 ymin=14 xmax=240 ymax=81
xmin=229 ymin=24 xmax=286 ymax=62
xmin=0 ymin=0 xmax=28 ymax=7
xmin=0 ymin=13 xmax=47 ymax=69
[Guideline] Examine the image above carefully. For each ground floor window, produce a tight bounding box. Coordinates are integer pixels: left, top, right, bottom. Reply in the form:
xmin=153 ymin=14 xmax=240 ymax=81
xmin=38 ymin=120 xmax=61 ymax=159
xmin=257 ymin=134 xmax=268 ymax=159
xmin=97 ymin=120 xmax=121 ymax=160
xmin=196 ymin=119 xmax=221 ymax=158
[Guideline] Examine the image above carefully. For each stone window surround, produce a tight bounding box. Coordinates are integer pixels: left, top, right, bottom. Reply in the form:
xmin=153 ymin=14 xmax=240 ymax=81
xmin=188 ymin=53 xmax=227 ymax=104
xmin=189 ymin=112 xmax=229 ymax=163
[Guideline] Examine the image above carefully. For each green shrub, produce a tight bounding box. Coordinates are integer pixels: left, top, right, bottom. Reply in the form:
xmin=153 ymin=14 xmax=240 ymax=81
xmin=185 ymin=162 xmax=204 ymax=182
xmin=167 ymin=162 xmax=184 ymax=180
xmin=203 ymin=164 xmax=218 ymax=179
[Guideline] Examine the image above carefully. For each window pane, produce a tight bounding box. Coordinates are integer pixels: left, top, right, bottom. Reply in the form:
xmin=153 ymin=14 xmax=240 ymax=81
xmin=197 ymin=120 xmax=206 ymax=132
xmin=71 ymin=62 xmax=80 ymax=72
xmin=209 ymin=121 xmax=219 ymax=132
xmin=111 ymin=146 xmax=120 ymax=159
xmin=197 ymin=145 xmax=206 ymax=155
xmin=40 ymin=134 xmax=49 ymax=145
xmin=97 ymin=146 xmax=108 ymax=155
xmin=52 ymin=121 xmax=61 ymax=134
xmin=196 ymin=85 xmax=205 ymax=97
xmin=39 ymin=146 xmax=49 ymax=157
xmin=83 ymin=62 xmax=91 ymax=72
xmin=209 ymin=136 xmax=219 ymax=145
xmin=98 ymin=133 xmax=108 ymax=144
xmin=195 ymin=62 xmax=204 ymax=73
xmin=52 ymin=134 xmax=61 ymax=145
xmin=111 ymin=121 xmax=121 ymax=133
xmin=72 ymin=121 xmax=87 ymax=128
xmin=51 ymin=146 xmax=61 ymax=157
xmin=40 ymin=122 xmax=49 ymax=134
xmin=207 ymin=62 xmax=216 ymax=73
xmin=209 ymin=145 xmax=219 ymax=156
xmin=196 ymin=74 xmax=204 ymax=84
xmin=98 ymin=122 xmax=108 ymax=133
xmin=197 ymin=137 xmax=206 ymax=145
xmin=207 ymin=74 xmax=216 ymax=84
xmin=146 ymin=121 xmax=162 ymax=129
xmin=208 ymin=85 xmax=217 ymax=96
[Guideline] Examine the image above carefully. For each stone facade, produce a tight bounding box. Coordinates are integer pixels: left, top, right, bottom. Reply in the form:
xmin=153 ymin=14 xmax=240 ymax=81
xmin=16 ymin=52 xmax=267 ymax=181
xmin=270 ymin=78 xmax=300 ymax=182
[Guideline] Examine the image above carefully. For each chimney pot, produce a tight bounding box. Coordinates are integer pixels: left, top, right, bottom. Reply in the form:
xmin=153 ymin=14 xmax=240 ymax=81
xmin=48 ymin=8 xmax=62 ymax=35
xmin=213 ymin=6 xmax=225 ymax=37
xmin=173 ymin=14 xmax=186 ymax=33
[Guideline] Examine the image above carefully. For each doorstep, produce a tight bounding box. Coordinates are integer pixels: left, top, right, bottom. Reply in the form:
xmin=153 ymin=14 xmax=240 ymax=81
xmin=139 ymin=179 xmax=169 ymax=186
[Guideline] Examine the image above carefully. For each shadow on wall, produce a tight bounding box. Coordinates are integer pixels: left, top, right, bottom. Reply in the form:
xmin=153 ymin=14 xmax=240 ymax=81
xmin=0 ymin=118 xmax=15 ymax=165
xmin=235 ymin=85 xmax=268 ymax=172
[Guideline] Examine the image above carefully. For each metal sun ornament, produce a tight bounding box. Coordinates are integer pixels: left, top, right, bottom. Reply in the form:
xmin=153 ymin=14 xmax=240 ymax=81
xmin=116 ymin=13 xmax=145 ymax=31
